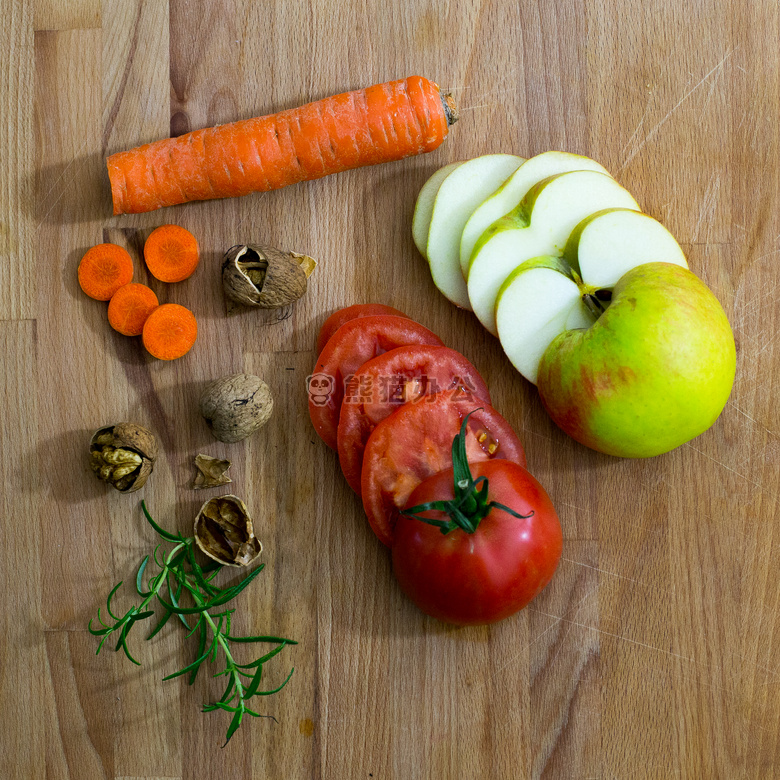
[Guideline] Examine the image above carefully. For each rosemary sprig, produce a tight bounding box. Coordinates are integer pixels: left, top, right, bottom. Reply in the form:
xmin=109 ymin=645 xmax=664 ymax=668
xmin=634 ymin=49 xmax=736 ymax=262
xmin=88 ymin=501 xmax=296 ymax=746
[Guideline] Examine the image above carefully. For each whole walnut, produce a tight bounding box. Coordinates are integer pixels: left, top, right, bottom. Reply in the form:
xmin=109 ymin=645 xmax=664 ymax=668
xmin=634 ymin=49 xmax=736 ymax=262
xmin=199 ymin=374 xmax=273 ymax=443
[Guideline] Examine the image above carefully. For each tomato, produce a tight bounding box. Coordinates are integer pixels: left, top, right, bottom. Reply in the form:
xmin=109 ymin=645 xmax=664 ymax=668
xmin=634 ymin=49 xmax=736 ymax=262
xmin=361 ymin=391 xmax=526 ymax=546
xmin=337 ymin=345 xmax=491 ymax=494
xmin=308 ymin=315 xmax=443 ymax=449
xmin=316 ymin=304 xmax=410 ymax=355
xmin=392 ymin=459 xmax=563 ymax=626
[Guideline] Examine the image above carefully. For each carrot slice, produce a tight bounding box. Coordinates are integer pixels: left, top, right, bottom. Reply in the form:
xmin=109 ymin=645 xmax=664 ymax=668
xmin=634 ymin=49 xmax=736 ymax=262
xmin=144 ymin=225 xmax=200 ymax=283
xmin=78 ymin=243 xmax=134 ymax=300
xmin=107 ymin=76 xmax=458 ymax=214
xmin=142 ymin=303 xmax=198 ymax=360
xmin=108 ymin=283 xmax=159 ymax=336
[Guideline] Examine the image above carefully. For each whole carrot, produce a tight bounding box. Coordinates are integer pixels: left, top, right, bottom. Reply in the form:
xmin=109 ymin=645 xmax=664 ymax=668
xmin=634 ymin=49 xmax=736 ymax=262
xmin=107 ymin=76 xmax=458 ymax=215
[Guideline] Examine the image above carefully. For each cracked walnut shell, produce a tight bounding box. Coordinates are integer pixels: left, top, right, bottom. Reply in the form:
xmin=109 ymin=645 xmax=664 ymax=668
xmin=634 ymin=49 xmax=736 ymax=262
xmin=89 ymin=423 xmax=158 ymax=493
xmin=222 ymin=244 xmax=317 ymax=309
xmin=194 ymin=495 xmax=262 ymax=567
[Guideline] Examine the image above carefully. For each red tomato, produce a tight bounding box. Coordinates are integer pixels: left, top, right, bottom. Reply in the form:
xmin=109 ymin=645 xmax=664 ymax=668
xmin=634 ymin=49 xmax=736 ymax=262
xmin=308 ymin=315 xmax=443 ymax=449
xmin=316 ymin=304 xmax=410 ymax=355
xmin=392 ymin=460 xmax=562 ymax=626
xmin=361 ymin=392 xmax=526 ymax=546
xmin=337 ymin=345 xmax=491 ymax=494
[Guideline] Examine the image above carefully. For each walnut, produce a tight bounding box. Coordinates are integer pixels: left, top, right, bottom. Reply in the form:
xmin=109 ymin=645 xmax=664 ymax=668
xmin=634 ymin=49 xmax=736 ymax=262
xmin=194 ymin=495 xmax=262 ymax=567
xmin=199 ymin=374 xmax=273 ymax=443
xmin=221 ymin=244 xmax=317 ymax=309
xmin=89 ymin=423 xmax=158 ymax=493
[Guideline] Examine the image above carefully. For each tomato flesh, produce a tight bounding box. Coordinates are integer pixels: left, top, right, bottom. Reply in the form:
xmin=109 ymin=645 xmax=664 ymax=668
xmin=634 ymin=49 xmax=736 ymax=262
xmin=309 ymin=315 xmax=443 ymax=449
xmin=361 ymin=391 xmax=526 ymax=546
xmin=337 ymin=345 xmax=491 ymax=494
xmin=392 ymin=460 xmax=562 ymax=626
xmin=316 ymin=304 xmax=410 ymax=355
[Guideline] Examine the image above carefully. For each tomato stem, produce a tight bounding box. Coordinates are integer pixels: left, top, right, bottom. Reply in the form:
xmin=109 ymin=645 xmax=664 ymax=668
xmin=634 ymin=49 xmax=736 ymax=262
xmin=401 ymin=411 xmax=533 ymax=535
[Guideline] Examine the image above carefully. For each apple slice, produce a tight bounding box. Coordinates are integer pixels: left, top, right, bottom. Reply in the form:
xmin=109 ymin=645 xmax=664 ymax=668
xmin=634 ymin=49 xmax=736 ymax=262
xmin=496 ymin=257 xmax=596 ymax=384
xmin=467 ymin=170 xmax=639 ymax=335
xmin=412 ymin=162 xmax=463 ymax=258
xmin=459 ymin=151 xmax=611 ymax=279
xmin=426 ymin=154 xmax=525 ymax=310
xmin=564 ymin=208 xmax=688 ymax=287
xmin=496 ymin=209 xmax=689 ymax=384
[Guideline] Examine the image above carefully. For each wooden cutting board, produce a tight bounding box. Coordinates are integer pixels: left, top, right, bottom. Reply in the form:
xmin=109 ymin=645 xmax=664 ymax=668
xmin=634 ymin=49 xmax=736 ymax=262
xmin=2 ymin=0 xmax=778 ymax=777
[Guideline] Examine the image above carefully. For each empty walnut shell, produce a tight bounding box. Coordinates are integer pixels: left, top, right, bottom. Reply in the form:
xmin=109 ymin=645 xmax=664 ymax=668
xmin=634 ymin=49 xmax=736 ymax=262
xmin=199 ymin=373 xmax=273 ymax=443
xmin=222 ymin=244 xmax=317 ymax=309
xmin=192 ymin=453 xmax=232 ymax=489
xmin=194 ymin=495 xmax=262 ymax=567
xmin=89 ymin=422 xmax=158 ymax=493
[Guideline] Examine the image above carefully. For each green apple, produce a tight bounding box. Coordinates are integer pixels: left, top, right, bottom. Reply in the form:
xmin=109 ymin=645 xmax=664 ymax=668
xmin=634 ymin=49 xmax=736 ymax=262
xmin=424 ymin=154 xmax=524 ymax=310
xmin=496 ymin=209 xmax=688 ymax=383
xmin=536 ymin=262 xmax=736 ymax=458
xmin=412 ymin=161 xmax=463 ymax=257
xmin=459 ymin=151 xmax=611 ymax=278
xmin=467 ymin=170 xmax=639 ymax=335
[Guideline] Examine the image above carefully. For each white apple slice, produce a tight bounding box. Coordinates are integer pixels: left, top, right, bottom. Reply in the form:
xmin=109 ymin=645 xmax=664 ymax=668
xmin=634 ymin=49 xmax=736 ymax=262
xmin=564 ymin=208 xmax=688 ymax=287
xmin=459 ymin=151 xmax=610 ymax=279
xmin=412 ymin=162 xmax=464 ymax=258
xmin=467 ymin=170 xmax=639 ymax=335
xmin=496 ymin=257 xmax=596 ymax=385
xmin=426 ymin=154 xmax=525 ymax=310
xmin=496 ymin=209 xmax=689 ymax=384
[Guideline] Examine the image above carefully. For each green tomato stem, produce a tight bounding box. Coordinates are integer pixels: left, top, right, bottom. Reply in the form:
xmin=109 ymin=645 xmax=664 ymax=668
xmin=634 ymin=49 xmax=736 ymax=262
xmin=401 ymin=411 xmax=534 ymax=535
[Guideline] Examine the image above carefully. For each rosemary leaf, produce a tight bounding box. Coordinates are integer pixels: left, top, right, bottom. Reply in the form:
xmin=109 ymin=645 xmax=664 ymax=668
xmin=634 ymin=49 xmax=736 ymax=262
xmin=136 ymin=555 xmax=151 ymax=596
xmin=225 ymin=634 xmax=297 ymax=645
xmin=146 ymin=608 xmax=173 ymax=641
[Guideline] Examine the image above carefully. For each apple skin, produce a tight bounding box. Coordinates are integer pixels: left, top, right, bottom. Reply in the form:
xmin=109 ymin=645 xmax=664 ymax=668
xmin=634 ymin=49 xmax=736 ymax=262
xmin=536 ymin=263 xmax=736 ymax=458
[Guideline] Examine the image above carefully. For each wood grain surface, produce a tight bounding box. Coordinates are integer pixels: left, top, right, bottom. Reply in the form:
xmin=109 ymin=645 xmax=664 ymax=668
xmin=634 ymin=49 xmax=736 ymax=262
xmin=2 ymin=0 xmax=779 ymax=777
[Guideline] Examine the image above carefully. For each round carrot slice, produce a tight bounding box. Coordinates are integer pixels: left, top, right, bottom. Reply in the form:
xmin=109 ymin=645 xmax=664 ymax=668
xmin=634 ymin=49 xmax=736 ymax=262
xmin=78 ymin=243 xmax=134 ymax=300
xmin=337 ymin=345 xmax=491 ymax=494
xmin=308 ymin=315 xmax=444 ymax=449
xmin=108 ymin=283 xmax=159 ymax=336
xmin=316 ymin=304 xmax=410 ymax=354
xmin=144 ymin=225 xmax=200 ymax=283
xmin=142 ymin=303 xmax=198 ymax=360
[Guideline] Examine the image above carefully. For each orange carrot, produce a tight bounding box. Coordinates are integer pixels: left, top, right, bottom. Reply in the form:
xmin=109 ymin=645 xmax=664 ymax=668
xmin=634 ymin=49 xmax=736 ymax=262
xmin=108 ymin=283 xmax=159 ymax=336
xmin=144 ymin=225 xmax=199 ymax=282
xmin=107 ymin=76 xmax=458 ymax=214
xmin=142 ymin=303 xmax=198 ymax=360
xmin=78 ymin=243 xmax=134 ymax=300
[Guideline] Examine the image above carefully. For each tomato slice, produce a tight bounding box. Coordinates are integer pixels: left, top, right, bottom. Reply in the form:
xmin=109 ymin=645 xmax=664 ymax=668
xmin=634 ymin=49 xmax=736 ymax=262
xmin=316 ymin=304 xmax=410 ymax=355
xmin=361 ymin=392 xmax=527 ymax=546
xmin=308 ymin=315 xmax=443 ymax=449
xmin=337 ymin=345 xmax=491 ymax=494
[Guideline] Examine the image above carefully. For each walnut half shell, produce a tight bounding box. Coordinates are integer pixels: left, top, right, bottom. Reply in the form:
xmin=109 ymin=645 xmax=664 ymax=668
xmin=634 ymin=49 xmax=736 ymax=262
xmin=222 ymin=244 xmax=317 ymax=309
xmin=194 ymin=495 xmax=262 ymax=567
xmin=89 ymin=422 xmax=158 ymax=493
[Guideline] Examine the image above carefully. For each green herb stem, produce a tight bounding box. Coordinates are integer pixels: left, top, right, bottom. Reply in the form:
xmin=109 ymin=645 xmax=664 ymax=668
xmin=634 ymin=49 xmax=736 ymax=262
xmin=89 ymin=502 xmax=295 ymax=746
